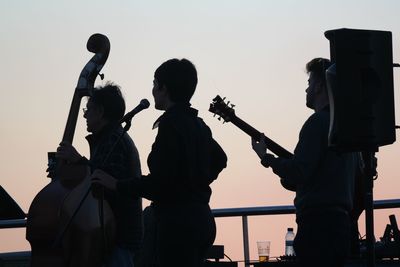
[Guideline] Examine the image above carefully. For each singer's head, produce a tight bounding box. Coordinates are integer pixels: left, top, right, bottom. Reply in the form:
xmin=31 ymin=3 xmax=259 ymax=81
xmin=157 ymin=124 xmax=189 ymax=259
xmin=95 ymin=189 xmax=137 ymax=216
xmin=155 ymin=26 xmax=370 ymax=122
xmin=84 ymin=82 xmax=126 ymax=133
xmin=153 ymin=58 xmax=197 ymax=110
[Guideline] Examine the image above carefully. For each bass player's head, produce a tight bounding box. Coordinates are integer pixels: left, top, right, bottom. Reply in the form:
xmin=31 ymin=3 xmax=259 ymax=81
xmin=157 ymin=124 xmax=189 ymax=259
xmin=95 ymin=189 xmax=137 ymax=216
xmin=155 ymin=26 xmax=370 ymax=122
xmin=83 ymin=82 xmax=126 ymax=134
xmin=152 ymin=58 xmax=198 ymax=111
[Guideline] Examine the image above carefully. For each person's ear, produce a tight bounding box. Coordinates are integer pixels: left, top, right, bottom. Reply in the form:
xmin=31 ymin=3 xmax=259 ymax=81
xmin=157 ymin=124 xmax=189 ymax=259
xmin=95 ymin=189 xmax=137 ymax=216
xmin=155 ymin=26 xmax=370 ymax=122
xmin=160 ymin=85 xmax=171 ymax=99
xmin=97 ymin=105 xmax=105 ymax=118
xmin=315 ymin=81 xmax=325 ymax=93
xmin=160 ymin=84 xmax=168 ymax=93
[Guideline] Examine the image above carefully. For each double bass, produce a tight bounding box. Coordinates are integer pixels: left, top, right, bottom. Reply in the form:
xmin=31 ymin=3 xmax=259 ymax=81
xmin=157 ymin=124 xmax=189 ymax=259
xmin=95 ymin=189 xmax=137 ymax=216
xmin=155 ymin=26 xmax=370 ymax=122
xmin=26 ymin=34 xmax=115 ymax=267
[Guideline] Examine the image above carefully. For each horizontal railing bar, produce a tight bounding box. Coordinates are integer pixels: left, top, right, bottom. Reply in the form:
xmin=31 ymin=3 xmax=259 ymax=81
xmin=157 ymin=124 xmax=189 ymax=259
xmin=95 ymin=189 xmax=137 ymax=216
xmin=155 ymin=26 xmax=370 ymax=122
xmin=372 ymin=199 xmax=400 ymax=209
xmin=0 ymin=219 xmax=27 ymax=229
xmin=1 ymin=199 xmax=400 ymax=229
xmin=213 ymin=205 xmax=295 ymax=217
xmin=212 ymin=199 xmax=400 ymax=218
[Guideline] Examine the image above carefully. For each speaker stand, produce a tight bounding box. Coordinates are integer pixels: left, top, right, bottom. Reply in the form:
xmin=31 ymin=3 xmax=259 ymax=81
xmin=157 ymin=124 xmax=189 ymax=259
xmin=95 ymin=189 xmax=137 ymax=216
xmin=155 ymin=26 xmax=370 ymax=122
xmin=362 ymin=151 xmax=378 ymax=267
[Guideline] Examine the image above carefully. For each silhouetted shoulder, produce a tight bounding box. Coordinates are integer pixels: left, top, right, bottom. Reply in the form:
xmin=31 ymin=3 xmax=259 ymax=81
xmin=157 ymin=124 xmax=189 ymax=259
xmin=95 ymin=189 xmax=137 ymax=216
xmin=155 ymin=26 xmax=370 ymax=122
xmin=303 ymin=109 xmax=329 ymax=131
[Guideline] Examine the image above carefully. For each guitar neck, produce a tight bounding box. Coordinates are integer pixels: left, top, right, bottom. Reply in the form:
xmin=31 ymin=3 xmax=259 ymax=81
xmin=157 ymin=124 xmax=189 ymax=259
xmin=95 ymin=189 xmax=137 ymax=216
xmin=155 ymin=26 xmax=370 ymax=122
xmin=231 ymin=115 xmax=293 ymax=159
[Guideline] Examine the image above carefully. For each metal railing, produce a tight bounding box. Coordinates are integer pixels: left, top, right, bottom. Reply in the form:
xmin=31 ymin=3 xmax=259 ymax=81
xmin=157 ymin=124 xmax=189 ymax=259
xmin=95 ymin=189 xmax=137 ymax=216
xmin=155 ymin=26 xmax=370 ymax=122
xmin=1 ymin=199 xmax=400 ymax=266
xmin=212 ymin=199 xmax=400 ymax=267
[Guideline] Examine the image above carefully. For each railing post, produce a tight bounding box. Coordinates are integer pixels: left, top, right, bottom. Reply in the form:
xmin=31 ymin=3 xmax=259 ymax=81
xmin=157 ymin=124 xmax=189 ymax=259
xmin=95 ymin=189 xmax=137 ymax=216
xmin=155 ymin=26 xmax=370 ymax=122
xmin=242 ymin=215 xmax=250 ymax=267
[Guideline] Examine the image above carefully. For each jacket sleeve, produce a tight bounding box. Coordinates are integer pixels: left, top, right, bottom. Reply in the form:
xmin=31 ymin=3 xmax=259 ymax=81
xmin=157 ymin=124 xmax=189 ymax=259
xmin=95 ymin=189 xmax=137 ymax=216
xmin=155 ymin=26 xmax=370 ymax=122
xmin=208 ymin=137 xmax=227 ymax=183
xmin=266 ymin=115 xmax=326 ymax=186
xmin=116 ymin=119 xmax=183 ymax=201
xmin=98 ymin=133 xmax=130 ymax=181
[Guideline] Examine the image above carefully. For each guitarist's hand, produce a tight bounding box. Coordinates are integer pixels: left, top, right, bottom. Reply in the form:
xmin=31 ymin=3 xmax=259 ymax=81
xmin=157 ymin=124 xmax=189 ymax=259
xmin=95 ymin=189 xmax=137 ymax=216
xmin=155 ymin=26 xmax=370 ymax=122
xmin=252 ymin=134 xmax=267 ymax=160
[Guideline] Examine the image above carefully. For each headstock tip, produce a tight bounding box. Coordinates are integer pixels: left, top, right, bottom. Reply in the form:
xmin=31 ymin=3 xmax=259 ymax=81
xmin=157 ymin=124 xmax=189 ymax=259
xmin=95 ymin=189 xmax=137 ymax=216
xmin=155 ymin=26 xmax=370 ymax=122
xmin=213 ymin=95 xmax=222 ymax=102
xmin=209 ymin=95 xmax=235 ymax=124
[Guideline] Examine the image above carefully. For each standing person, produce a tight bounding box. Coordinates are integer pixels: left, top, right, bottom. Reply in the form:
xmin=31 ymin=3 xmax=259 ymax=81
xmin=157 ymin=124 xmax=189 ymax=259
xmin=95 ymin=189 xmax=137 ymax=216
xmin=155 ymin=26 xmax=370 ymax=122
xmin=56 ymin=82 xmax=143 ymax=267
xmin=251 ymin=58 xmax=356 ymax=267
xmin=91 ymin=58 xmax=228 ymax=267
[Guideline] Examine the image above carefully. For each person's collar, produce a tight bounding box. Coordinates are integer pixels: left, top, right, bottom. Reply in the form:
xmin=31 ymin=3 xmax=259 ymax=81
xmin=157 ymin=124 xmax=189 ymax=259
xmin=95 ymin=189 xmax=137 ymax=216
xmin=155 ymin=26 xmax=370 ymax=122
xmin=86 ymin=122 xmax=120 ymax=143
xmin=315 ymin=104 xmax=330 ymax=113
xmin=165 ymin=102 xmax=191 ymax=113
xmin=152 ymin=102 xmax=196 ymax=129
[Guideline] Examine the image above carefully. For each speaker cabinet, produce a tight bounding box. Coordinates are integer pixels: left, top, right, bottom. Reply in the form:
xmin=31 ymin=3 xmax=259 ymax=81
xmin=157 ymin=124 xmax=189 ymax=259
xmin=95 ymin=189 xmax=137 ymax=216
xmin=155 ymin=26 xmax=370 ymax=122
xmin=324 ymin=28 xmax=396 ymax=151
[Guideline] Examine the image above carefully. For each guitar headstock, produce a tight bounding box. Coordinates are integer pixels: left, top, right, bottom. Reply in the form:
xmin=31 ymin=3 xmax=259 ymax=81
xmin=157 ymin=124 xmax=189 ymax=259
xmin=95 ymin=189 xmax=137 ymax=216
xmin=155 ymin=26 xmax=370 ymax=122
xmin=209 ymin=95 xmax=236 ymax=123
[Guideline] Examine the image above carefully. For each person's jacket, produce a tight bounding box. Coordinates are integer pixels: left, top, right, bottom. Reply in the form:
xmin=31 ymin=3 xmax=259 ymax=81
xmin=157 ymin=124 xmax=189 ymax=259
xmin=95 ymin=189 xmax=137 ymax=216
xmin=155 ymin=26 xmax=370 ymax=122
xmin=117 ymin=104 xmax=227 ymax=207
xmin=86 ymin=123 xmax=143 ymax=252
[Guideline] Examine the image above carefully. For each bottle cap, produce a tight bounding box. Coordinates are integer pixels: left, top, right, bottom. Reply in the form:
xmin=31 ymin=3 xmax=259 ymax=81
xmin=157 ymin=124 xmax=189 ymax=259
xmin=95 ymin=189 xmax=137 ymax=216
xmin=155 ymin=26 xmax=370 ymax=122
xmin=288 ymin=227 xmax=293 ymax=231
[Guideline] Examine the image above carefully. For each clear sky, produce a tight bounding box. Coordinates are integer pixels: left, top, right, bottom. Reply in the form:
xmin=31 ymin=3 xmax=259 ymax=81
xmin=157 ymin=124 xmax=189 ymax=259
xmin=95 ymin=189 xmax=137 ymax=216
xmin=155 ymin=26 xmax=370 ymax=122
xmin=1 ymin=0 xmax=399 ymax=263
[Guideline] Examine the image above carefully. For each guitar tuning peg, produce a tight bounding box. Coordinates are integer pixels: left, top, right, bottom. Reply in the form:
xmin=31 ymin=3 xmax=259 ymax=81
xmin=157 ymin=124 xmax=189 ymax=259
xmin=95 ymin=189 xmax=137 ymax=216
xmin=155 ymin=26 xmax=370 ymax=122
xmin=99 ymin=73 xmax=105 ymax=80
xmin=213 ymin=113 xmax=216 ymax=117
xmin=227 ymin=101 xmax=230 ymax=105
xmin=218 ymin=116 xmax=221 ymax=121
xmin=222 ymin=97 xmax=226 ymax=101
xmin=223 ymin=120 xmax=226 ymax=124
xmin=231 ymin=104 xmax=235 ymax=108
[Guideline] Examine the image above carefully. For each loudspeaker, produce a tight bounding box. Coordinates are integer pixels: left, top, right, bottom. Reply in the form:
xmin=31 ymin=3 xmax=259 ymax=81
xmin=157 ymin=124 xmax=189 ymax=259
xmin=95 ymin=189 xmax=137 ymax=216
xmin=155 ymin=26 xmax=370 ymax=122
xmin=324 ymin=28 xmax=396 ymax=151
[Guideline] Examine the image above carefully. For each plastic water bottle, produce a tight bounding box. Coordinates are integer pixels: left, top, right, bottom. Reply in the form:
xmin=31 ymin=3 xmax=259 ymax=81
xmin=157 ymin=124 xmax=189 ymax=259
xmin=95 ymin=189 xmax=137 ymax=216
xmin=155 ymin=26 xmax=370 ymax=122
xmin=285 ymin=227 xmax=295 ymax=256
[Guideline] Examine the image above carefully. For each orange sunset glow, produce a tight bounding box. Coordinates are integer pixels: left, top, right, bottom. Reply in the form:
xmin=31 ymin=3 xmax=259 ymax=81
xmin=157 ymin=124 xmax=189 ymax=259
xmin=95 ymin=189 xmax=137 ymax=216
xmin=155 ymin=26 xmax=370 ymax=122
xmin=1 ymin=1 xmax=399 ymax=266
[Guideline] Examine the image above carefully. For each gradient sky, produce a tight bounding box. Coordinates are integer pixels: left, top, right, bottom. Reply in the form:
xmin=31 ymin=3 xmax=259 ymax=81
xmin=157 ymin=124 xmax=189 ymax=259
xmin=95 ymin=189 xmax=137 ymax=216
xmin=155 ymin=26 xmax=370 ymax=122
xmin=1 ymin=0 xmax=400 ymax=263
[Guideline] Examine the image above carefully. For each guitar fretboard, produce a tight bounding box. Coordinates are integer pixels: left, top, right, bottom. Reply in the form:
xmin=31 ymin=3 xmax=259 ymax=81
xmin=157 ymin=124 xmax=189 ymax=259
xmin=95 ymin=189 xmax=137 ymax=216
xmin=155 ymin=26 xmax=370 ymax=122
xmin=230 ymin=115 xmax=293 ymax=159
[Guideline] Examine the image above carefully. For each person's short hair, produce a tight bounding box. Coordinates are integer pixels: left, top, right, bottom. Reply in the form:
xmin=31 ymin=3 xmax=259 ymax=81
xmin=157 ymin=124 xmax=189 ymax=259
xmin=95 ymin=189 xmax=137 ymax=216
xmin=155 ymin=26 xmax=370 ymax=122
xmin=154 ymin=58 xmax=198 ymax=103
xmin=306 ymin=57 xmax=332 ymax=85
xmin=89 ymin=82 xmax=126 ymax=122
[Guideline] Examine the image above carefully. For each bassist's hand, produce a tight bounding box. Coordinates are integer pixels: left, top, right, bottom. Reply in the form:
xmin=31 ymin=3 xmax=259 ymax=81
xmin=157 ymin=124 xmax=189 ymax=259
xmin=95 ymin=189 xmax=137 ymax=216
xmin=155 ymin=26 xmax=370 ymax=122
xmin=251 ymin=134 xmax=267 ymax=160
xmin=56 ymin=141 xmax=82 ymax=163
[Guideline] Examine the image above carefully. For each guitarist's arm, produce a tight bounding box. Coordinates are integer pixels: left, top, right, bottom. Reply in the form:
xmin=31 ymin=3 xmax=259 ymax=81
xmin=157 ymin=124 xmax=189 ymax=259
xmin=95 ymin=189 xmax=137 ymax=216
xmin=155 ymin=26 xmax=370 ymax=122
xmin=252 ymin=116 xmax=325 ymax=192
xmin=252 ymin=135 xmax=295 ymax=192
xmin=228 ymin=114 xmax=296 ymax=191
